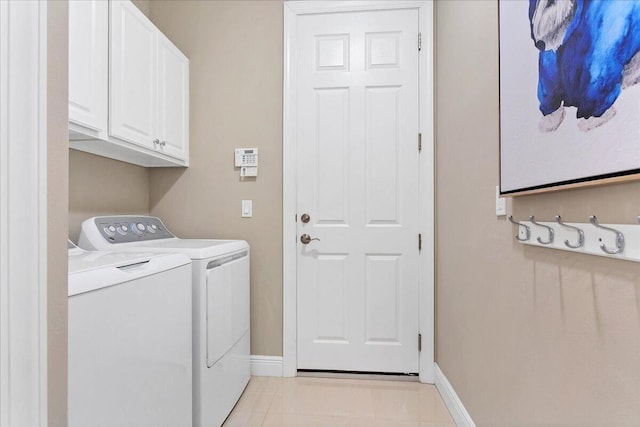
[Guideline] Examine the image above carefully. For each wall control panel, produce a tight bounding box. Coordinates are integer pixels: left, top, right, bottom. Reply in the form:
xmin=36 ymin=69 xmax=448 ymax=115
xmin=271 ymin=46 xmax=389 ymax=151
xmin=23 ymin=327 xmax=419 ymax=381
xmin=235 ymin=148 xmax=258 ymax=167
xmin=235 ymin=148 xmax=258 ymax=177
xmin=93 ymin=216 xmax=174 ymax=243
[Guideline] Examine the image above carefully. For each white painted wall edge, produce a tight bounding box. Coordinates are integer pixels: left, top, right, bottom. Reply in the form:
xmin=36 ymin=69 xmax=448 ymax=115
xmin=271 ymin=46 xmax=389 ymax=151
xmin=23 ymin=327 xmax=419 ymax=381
xmin=418 ymin=0 xmax=435 ymax=385
xmin=251 ymin=355 xmax=284 ymax=377
xmin=0 ymin=1 xmax=49 ymax=425
xmin=282 ymin=1 xmax=297 ymax=378
xmin=434 ymin=363 xmax=477 ymax=427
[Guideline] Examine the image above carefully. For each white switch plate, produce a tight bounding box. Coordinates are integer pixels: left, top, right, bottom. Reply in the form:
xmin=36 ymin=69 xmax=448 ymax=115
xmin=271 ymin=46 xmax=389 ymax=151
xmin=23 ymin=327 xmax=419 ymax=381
xmin=242 ymin=200 xmax=252 ymax=218
xmin=496 ymin=185 xmax=506 ymax=216
xmin=240 ymin=166 xmax=258 ymax=177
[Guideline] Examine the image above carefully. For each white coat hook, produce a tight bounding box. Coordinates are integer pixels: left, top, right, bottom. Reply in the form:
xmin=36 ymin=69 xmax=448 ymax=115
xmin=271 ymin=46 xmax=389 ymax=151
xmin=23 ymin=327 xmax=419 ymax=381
xmin=508 ymin=216 xmax=530 ymax=241
xmin=529 ymin=215 xmax=554 ymax=244
xmin=555 ymin=215 xmax=584 ymax=249
xmin=512 ymin=215 xmax=640 ymax=263
xmin=589 ymin=215 xmax=625 ymax=255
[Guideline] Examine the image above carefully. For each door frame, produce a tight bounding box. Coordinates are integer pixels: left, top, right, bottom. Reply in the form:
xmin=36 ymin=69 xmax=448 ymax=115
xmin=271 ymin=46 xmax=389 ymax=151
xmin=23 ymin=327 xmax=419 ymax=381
xmin=0 ymin=0 xmax=49 ymax=424
xmin=283 ymin=0 xmax=434 ymax=383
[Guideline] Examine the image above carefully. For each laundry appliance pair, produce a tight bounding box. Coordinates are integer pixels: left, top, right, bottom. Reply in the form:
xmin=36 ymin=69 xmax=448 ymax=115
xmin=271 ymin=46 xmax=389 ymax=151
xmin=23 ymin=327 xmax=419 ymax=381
xmin=69 ymin=216 xmax=250 ymax=427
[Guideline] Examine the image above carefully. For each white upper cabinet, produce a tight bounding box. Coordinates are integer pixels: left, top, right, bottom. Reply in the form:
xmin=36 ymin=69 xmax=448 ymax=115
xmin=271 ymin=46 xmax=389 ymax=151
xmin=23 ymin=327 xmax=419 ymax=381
xmin=109 ymin=0 xmax=156 ymax=150
xmin=156 ymin=32 xmax=189 ymax=160
xmin=69 ymin=0 xmax=189 ymax=167
xmin=69 ymin=0 xmax=108 ymax=138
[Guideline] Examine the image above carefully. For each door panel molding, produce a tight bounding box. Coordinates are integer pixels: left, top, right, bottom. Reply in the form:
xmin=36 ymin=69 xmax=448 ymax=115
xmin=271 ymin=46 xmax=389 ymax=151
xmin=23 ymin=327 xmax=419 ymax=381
xmin=0 ymin=1 xmax=49 ymax=424
xmin=283 ymin=0 xmax=434 ymax=382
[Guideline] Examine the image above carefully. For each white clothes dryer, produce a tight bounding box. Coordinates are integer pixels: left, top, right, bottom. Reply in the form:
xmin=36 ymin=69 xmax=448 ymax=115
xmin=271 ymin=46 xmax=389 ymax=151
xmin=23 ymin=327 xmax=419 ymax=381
xmin=68 ymin=241 xmax=192 ymax=427
xmin=78 ymin=216 xmax=250 ymax=427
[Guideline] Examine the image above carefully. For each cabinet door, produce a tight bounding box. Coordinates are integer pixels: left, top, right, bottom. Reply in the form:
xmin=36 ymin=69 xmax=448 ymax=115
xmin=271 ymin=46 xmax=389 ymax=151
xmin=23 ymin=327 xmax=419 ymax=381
xmin=109 ymin=0 xmax=156 ymax=149
xmin=157 ymin=33 xmax=189 ymax=162
xmin=68 ymin=0 xmax=108 ymax=136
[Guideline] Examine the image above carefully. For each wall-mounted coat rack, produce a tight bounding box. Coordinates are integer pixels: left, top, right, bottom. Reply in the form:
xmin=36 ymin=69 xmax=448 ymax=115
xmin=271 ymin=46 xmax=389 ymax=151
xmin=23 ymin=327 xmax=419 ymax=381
xmin=508 ymin=215 xmax=640 ymax=262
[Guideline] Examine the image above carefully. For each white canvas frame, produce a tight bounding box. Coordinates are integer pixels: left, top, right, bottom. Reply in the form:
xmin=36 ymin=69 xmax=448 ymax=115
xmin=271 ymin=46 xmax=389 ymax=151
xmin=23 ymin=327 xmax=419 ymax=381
xmin=283 ymin=0 xmax=435 ymax=383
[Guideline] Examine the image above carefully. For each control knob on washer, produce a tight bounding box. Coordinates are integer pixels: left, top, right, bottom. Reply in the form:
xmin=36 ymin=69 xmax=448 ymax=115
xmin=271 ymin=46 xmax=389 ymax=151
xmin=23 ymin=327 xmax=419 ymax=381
xmin=130 ymin=223 xmax=144 ymax=235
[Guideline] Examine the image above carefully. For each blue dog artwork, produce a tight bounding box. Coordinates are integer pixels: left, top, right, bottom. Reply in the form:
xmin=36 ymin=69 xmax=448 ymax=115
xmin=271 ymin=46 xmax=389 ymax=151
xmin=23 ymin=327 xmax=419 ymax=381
xmin=529 ymin=0 xmax=640 ymax=132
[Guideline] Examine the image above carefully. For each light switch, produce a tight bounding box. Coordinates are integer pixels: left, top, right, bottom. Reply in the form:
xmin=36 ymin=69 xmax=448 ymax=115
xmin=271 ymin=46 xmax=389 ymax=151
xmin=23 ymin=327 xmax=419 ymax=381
xmin=242 ymin=200 xmax=252 ymax=218
xmin=496 ymin=185 xmax=506 ymax=216
xmin=240 ymin=166 xmax=258 ymax=177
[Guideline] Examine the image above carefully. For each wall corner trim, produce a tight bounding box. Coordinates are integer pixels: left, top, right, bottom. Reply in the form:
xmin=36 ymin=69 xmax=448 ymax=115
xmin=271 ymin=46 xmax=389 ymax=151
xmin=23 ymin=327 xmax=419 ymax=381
xmin=434 ymin=363 xmax=477 ymax=427
xmin=251 ymin=355 xmax=284 ymax=377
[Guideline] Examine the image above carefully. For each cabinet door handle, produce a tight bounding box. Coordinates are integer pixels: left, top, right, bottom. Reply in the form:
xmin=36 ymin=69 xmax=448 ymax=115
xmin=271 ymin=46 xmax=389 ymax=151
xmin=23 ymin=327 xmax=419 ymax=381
xmin=153 ymin=138 xmax=160 ymax=146
xmin=160 ymin=140 xmax=167 ymax=147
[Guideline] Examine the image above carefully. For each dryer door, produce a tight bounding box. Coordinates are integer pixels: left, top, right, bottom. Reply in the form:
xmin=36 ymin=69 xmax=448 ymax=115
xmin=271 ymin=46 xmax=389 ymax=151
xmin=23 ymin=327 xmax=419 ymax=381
xmin=206 ymin=251 xmax=249 ymax=367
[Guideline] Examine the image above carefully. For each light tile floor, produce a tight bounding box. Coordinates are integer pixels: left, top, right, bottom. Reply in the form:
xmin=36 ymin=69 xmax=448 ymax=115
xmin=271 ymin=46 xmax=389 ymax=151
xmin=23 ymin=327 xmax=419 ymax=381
xmin=223 ymin=376 xmax=456 ymax=426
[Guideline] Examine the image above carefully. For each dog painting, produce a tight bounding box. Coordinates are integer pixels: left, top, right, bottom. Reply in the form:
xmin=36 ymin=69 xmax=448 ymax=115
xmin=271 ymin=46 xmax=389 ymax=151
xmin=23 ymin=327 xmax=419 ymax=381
xmin=500 ymin=0 xmax=640 ymax=194
xmin=530 ymin=0 xmax=640 ymax=133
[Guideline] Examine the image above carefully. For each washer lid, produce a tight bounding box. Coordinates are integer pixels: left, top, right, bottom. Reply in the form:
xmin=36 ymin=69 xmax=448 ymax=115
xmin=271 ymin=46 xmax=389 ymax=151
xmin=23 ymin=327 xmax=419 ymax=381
xmin=68 ymin=249 xmax=191 ymax=296
xmin=103 ymin=238 xmax=249 ymax=260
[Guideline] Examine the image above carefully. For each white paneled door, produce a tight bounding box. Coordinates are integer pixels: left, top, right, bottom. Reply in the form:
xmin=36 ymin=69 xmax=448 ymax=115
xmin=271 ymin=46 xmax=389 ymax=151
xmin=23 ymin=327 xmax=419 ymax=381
xmin=296 ymin=8 xmax=420 ymax=373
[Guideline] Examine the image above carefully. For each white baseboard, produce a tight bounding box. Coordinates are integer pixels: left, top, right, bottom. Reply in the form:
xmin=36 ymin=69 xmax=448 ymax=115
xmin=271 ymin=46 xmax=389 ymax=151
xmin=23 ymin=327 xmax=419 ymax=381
xmin=434 ymin=363 xmax=476 ymax=427
xmin=250 ymin=355 xmax=284 ymax=377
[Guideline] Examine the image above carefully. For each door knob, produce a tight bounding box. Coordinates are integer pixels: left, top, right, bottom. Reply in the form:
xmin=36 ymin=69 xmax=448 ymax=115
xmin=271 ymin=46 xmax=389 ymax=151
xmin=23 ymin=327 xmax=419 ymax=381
xmin=300 ymin=234 xmax=320 ymax=245
xmin=300 ymin=213 xmax=310 ymax=223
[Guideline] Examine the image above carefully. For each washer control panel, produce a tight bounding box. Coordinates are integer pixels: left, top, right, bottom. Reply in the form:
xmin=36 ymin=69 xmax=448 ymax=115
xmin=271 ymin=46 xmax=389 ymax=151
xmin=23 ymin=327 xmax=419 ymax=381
xmin=93 ymin=216 xmax=174 ymax=243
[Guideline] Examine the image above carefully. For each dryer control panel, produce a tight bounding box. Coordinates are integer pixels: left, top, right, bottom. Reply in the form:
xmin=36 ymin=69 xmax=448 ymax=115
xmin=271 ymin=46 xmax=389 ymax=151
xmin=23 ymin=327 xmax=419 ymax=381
xmin=91 ymin=216 xmax=174 ymax=244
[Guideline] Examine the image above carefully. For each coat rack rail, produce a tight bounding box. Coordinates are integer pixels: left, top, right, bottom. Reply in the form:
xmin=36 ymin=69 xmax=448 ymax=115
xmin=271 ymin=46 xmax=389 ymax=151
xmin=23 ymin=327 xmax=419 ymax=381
xmin=509 ymin=215 xmax=640 ymax=263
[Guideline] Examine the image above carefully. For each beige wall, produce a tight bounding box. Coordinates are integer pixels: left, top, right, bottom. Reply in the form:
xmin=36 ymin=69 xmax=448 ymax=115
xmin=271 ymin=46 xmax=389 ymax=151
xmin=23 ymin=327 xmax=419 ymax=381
xmin=47 ymin=1 xmax=69 ymax=427
xmin=68 ymin=150 xmax=150 ymax=242
xmin=131 ymin=0 xmax=150 ymax=17
xmin=148 ymin=1 xmax=284 ymax=356
xmin=436 ymin=1 xmax=640 ymax=425
xmin=48 ymin=1 xmax=68 ymax=425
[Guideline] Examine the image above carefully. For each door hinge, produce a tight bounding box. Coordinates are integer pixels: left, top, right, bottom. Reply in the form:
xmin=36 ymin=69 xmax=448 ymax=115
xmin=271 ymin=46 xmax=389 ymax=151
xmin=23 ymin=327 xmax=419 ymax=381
xmin=418 ymin=133 xmax=422 ymax=152
xmin=418 ymin=333 xmax=422 ymax=352
xmin=418 ymin=32 xmax=422 ymax=51
xmin=418 ymin=233 xmax=422 ymax=251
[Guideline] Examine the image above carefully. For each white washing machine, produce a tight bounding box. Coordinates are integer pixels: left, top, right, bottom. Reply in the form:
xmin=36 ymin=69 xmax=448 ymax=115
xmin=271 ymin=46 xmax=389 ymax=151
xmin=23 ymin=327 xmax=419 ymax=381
xmin=68 ymin=240 xmax=192 ymax=427
xmin=78 ymin=216 xmax=251 ymax=427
